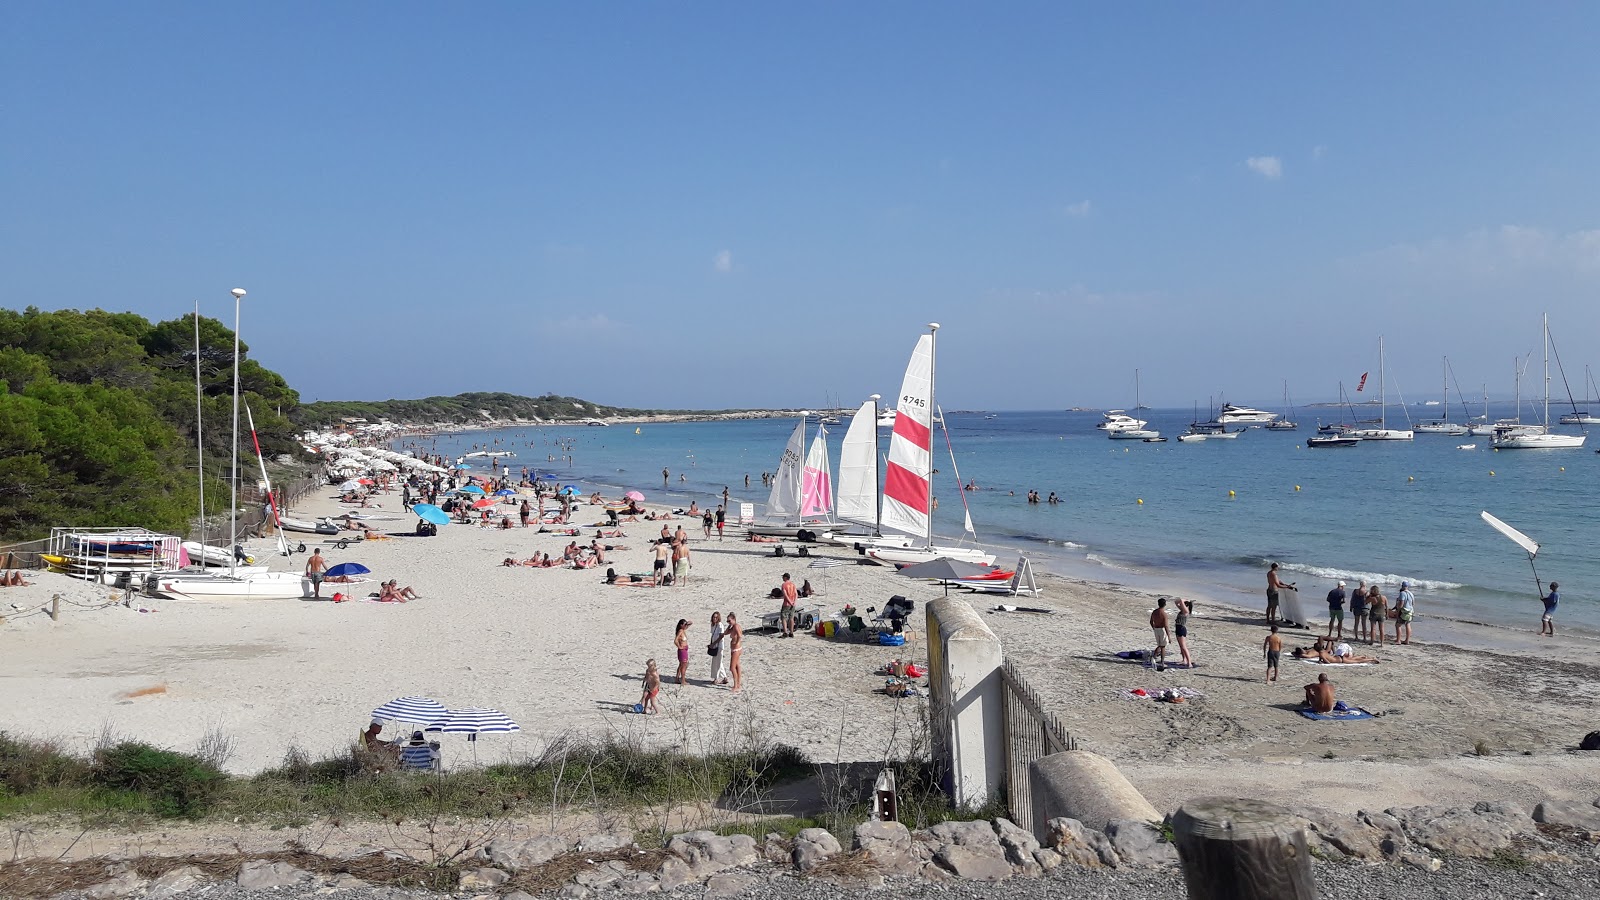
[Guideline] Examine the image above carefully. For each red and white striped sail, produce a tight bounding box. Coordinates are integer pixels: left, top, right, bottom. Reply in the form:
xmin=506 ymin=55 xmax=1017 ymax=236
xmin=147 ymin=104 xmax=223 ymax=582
xmin=880 ymin=332 xmax=934 ymax=541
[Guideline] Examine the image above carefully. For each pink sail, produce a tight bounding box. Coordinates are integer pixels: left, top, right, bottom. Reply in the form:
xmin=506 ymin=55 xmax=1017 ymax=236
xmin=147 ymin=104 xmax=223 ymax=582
xmin=800 ymin=425 xmax=834 ymax=519
xmin=880 ymin=332 xmax=934 ymax=540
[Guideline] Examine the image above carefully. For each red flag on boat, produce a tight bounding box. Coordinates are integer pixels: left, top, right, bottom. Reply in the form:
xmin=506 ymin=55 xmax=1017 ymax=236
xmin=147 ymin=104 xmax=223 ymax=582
xmin=1356 ymin=372 xmax=1369 ymax=392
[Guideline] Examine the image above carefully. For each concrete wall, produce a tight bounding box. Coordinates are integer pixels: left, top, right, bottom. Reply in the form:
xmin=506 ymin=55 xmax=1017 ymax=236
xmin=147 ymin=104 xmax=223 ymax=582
xmin=926 ymin=597 xmax=1004 ymax=809
xmin=1029 ymin=749 xmax=1161 ymax=836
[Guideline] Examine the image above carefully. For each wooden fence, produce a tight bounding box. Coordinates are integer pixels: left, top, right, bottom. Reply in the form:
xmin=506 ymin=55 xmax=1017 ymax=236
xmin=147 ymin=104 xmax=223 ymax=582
xmin=1000 ymin=658 xmax=1076 ymax=833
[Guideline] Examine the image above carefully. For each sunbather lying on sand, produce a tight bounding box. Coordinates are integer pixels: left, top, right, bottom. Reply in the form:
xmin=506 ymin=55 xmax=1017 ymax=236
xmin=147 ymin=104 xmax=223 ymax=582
xmin=747 ymin=535 xmax=782 ymax=543
xmin=379 ymin=580 xmax=419 ymax=602
xmin=2 ymin=570 xmax=29 ymax=587
xmin=338 ymin=515 xmax=375 ymax=532
xmin=1292 ymin=644 xmax=1380 ymax=664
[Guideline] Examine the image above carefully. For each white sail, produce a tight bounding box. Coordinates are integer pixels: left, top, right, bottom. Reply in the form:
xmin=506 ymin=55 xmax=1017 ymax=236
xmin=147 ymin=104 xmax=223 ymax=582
xmin=835 ymin=399 xmax=879 ymax=528
xmin=800 ymin=425 xmax=834 ymax=519
xmin=881 ymin=332 xmax=934 ymax=542
xmin=765 ymin=420 xmax=806 ymax=519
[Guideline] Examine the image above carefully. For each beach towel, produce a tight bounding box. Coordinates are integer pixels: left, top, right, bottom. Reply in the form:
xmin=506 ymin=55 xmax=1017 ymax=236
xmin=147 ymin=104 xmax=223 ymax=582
xmin=1299 ymin=706 xmax=1375 ymax=721
xmin=1119 ymin=686 xmax=1203 ymax=702
xmin=1298 ymin=659 xmax=1377 ymax=667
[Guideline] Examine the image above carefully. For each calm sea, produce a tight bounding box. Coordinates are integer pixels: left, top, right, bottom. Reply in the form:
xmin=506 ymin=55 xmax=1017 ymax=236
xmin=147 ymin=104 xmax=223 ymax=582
xmin=402 ymin=407 xmax=1598 ymax=642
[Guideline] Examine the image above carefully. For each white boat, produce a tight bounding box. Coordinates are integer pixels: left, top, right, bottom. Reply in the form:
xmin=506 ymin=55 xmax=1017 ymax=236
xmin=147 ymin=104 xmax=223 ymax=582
xmin=181 ymin=541 xmax=254 ymax=568
xmin=1348 ymin=337 xmax=1414 ymax=441
xmin=157 ymin=571 xmax=311 ymax=600
xmin=877 ymin=409 xmax=897 ymax=428
xmin=1457 ymin=443 xmax=1477 ymax=450
xmin=1306 ymin=435 xmax=1360 ymax=448
xmin=1215 ymin=403 xmax=1278 ymax=425
xmin=748 ymin=416 xmax=837 ymax=538
xmin=1494 ymin=314 xmax=1587 ymax=450
xmin=1264 ymin=383 xmax=1297 ymax=430
xmin=1416 ymin=358 xmax=1470 ymax=435
xmin=864 ymin=324 xmax=995 ymax=567
xmin=1097 ymin=410 xmax=1147 ymax=433
xmin=280 ymin=516 xmax=339 ymax=535
xmin=1557 ymin=367 xmax=1600 ymax=425
xmin=1107 ymin=370 xmax=1159 ymax=440
xmin=1176 ymin=433 xmax=1207 ymax=443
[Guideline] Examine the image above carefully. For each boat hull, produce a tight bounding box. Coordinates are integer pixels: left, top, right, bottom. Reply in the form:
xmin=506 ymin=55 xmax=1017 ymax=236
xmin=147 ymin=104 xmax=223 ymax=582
xmin=866 ymin=546 xmax=997 ymax=567
xmin=156 ymin=573 xmax=311 ymax=600
xmin=1492 ymin=433 xmax=1587 ymax=449
xmin=1349 ymin=429 xmax=1414 ymax=441
xmin=1307 ymin=437 xmax=1361 ymax=448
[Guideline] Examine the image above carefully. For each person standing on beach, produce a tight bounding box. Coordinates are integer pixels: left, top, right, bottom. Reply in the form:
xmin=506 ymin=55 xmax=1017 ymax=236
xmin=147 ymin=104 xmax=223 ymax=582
xmin=1174 ymin=598 xmax=1195 ymax=668
xmin=1263 ymin=625 xmax=1282 ymax=684
xmin=653 ymin=540 xmax=671 ymax=585
xmin=727 ymin=612 xmax=744 ymax=692
xmin=708 ymin=613 xmax=729 ymax=685
xmin=1541 ymin=582 xmax=1559 ymax=636
xmin=1149 ymin=598 xmax=1172 ymax=671
xmin=715 ymin=505 xmax=725 ymax=541
xmin=672 ymin=540 xmax=691 ymax=586
xmin=779 ymin=573 xmax=799 ymax=637
xmin=672 ymin=619 xmax=692 ymax=685
xmin=1266 ymin=563 xmax=1291 ymax=623
xmin=1349 ymin=580 xmax=1369 ymax=643
xmin=1395 ymin=582 xmax=1415 ymax=644
xmin=519 ymin=499 xmax=530 ymax=528
xmin=1325 ymin=581 xmax=1347 ymax=640
xmin=305 ymin=548 xmax=327 ymax=599
xmin=702 ymin=509 xmax=714 ymax=539
xmin=1367 ymin=586 xmax=1387 ymax=647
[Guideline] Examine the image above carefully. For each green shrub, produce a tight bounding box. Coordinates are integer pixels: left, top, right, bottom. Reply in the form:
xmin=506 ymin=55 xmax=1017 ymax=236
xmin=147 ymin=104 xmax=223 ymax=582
xmin=91 ymin=742 xmax=225 ymax=817
xmin=0 ymin=732 xmax=91 ymax=795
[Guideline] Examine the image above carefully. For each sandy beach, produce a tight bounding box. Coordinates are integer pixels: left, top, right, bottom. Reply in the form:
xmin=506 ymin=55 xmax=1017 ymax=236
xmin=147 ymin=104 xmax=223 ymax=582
xmin=5 ymin=477 xmax=1600 ymax=827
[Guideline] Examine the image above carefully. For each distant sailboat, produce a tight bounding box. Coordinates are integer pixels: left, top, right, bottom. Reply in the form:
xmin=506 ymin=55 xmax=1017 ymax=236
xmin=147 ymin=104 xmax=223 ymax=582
xmin=1349 ymin=336 xmax=1413 ymax=441
xmin=1493 ymin=314 xmax=1586 ymax=449
xmin=1416 ymin=357 xmax=1469 ymax=435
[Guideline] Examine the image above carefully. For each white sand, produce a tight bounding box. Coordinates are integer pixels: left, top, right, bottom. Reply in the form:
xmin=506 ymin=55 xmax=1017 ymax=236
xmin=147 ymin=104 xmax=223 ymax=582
xmin=5 ymin=479 xmax=1600 ymax=820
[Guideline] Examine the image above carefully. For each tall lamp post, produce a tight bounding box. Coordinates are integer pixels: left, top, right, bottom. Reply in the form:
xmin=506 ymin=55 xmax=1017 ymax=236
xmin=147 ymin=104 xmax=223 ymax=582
xmin=229 ymin=288 xmax=246 ymax=575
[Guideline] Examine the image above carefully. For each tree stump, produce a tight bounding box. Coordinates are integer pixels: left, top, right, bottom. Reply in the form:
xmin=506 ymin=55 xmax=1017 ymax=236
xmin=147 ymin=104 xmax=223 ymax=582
xmin=1171 ymin=797 xmax=1316 ymax=900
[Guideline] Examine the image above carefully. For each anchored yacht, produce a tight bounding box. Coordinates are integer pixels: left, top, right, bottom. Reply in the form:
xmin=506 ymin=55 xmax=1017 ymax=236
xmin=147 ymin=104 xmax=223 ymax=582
xmin=1214 ymin=403 xmax=1278 ymax=425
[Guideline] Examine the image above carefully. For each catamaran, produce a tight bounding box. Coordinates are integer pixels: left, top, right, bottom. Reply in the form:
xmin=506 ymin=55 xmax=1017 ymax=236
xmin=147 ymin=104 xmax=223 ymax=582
xmin=863 ymin=324 xmax=995 ymax=567
xmin=1349 ymin=336 xmax=1413 ymax=441
xmin=1415 ymin=357 xmax=1470 ymax=435
xmin=1493 ymin=315 xmax=1586 ymax=450
xmin=1108 ymin=370 xmax=1159 ymax=440
xmin=747 ymin=416 xmax=837 ymax=539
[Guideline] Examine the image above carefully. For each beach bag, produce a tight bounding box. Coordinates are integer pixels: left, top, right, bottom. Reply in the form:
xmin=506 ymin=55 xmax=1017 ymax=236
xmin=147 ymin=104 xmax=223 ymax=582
xmin=797 ymin=546 xmax=810 ymax=557
xmin=661 ymin=572 xmax=674 ymax=586
xmin=773 ymin=545 xmax=786 ymax=557
xmin=706 ymin=644 xmax=718 ymax=656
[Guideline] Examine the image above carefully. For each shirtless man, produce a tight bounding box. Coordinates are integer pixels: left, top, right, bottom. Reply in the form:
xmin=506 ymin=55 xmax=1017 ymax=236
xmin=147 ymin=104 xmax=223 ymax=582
xmin=671 ymin=540 xmax=691 ymax=587
xmin=674 ymin=525 xmax=688 ymax=546
xmin=1149 ymin=598 xmax=1172 ymax=671
xmin=305 ymin=548 xmax=327 ymax=599
xmin=1263 ymin=624 xmax=1283 ymax=684
xmin=652 ymin=540 xmax=671 ymax=585
xmin=1266 ymin=562 xmax=1293 ymax=623
xmin=726 ymin=612 xmax=744 ymax=692
xmin=1304 ymin=673 xmax=1336 ymax=714
xmin=780 ymin=573 xmax=799 ymax=637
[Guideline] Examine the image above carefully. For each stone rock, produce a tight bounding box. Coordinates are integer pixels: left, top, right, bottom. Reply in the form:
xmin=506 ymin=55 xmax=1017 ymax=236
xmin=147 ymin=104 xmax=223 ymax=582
xmin=458 ymin=867 xmax=510 ymax=891
xmin=657 ymin=858 xmax=696 ymax=891
xmin=792 ymin=827 xmax=843 ymax=871
xmin=1281 ymin=805 xmax=1383 ymax=860
xmin=918 ymin=861 xmax=953 ymax=882
xmin=667 ymin=830 xmax=761 ymax=876
xmin=237 ymin=860 xmax=313 ymax=890
xmin=1534 ymin=800 xmax=1600 ymax=832
xmin=84 ymin=871 xmax=146 ymax=899
xmin=577 ymin=832 xmax=631 ymax=852
xmin=323 ymin=873 xmax=369 ymax=891
xmin=557 ymin=884 xmax=591 ymax=900
xmin=1388 ymin=803 xmax=1533 ymax=858
xmin=146 ymin=866 xmax=206 ymax=899
xmin=574 ymin=860 xmax=629 ymax=888
xmin=1400 ymin=851 xmax=1443 ymax=872
xmin=1358 ymin=810 xmax=1409 ymax=857
xmin=1103 ymin=819 xmax=1179 ymax=868
xmin=933 ymin=844 xmax=1012 ymax=882
xmin=1033 ymin=848 xmax=1064 ymax=872
xmin=1041 ymin=816 xmax=1117 ymax=867
xmin=487 ymin=835 xmax=571 ymax=871
xmin=852 ymin=819 xmax=917 ymax=875
xmin=927 ymin=819 xmax=999 ymax=847
xmin=505 ymin=892 xmax=538 ymax=900
xmin=616 ymin=873 xmax=659 ymax=894
xmin=761 ymin=834 xmax=790 ymax=865
xmin=994 ymin=817 xmax=1041 ymax=867
xmin=705 ymin=873 xmax=756 ymax=897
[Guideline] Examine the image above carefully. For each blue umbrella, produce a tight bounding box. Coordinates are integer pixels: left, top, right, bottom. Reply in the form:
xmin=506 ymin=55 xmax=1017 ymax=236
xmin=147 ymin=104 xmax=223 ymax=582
xmin=412 ymin=503 xmax=450 ymax=525
xmin=454 ymin=463 xmax=472 ymax=470
xmin=325 ymin=562 xmax=370 ymax=578
xmin=559 ymin=486 xmax=581 ymax=497
xmin=538 ymin=474 xmax=558 ymax=481
xmin=372 ymin=696 xmax=449 ymax=724
xmin=457 ymin=485 xmax=486 ymax=495
xmin=494 ymin=488 xmax=516 ymax=497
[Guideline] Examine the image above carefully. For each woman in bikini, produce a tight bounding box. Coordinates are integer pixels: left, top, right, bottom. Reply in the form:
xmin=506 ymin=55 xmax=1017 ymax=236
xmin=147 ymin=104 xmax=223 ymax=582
xmin=1367 ymin=586 xmax=1387 ymax=647
xmin=674 ymin=618 xmax=692 ymax=685
xmin=640 ymin=659 xmax=661 ymax=714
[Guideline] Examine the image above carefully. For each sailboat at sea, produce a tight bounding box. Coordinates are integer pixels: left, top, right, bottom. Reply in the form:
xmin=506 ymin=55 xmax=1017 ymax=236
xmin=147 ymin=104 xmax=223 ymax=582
xmin=1264 ymin=381 xmax=1298 ymax=430
xmin=1493 ymin=315 xmax=1587 ymax=449
xmin=746 ymin=415 xmax=837 ymax=539
xmin=1416 ymin=357 xmax=1470 ymax=435
xmin=1107 ymin=370 xmax=1159 ymax=440
xmin=1558 ymin=366 xmax=1600 ymax=425
xmin=862 ymin=324 xmax=996 ymax=567
xmin=1349 ymin=336 xmax=1413 ymax=441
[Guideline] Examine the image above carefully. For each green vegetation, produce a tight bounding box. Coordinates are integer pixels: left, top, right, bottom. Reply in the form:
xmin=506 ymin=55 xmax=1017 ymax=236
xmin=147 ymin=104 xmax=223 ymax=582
xmin=0 ymin=307 xmax=300 ymax=542
xmin=295 ymin=391 xmax=742 ymax=428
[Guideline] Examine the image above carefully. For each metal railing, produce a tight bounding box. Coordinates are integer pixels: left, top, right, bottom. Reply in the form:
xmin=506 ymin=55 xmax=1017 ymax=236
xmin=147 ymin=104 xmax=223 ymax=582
xmin=1000 ymin=658 xmax=1075 ymax=833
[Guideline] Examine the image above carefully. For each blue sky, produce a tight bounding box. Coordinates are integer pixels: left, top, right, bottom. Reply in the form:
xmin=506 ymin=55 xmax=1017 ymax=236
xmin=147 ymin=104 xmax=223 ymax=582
xmin=5 ymin=3 xmax=1599 ymax=410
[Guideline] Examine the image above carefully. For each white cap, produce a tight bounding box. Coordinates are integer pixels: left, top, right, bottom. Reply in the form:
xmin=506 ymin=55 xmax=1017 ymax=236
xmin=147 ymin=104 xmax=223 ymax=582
xmin=1338 ymin=581 xmax=1346 ymax=587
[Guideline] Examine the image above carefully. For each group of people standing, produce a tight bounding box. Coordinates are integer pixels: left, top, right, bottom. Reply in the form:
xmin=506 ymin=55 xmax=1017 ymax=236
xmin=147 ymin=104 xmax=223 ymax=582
xmin=1322 ymin=578 xmax=1414 ymax=646
xmin=642 ymin=612 xmax=744 ymax=713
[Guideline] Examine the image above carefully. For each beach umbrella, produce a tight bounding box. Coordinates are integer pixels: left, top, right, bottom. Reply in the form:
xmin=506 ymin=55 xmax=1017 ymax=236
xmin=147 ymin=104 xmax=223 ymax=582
xmin=339 ymin=479 xmax=362 ymax=492
xmin=425 ymin=707 xmax=521 ymax=743
xmin=472 ymin=498 xmax=495 ymax=509
xmin=371 ymin=696 xmax=449 ymax=725
xmin=457 ymin=485 xmax=486 ymax=495
xmin=559 ymin=486 xmax=581 ymax=496
xmin=325 ymin=562 xmax=370 ymax=578
xmin=494 ymin=488 xmax=516 ymax=497
xmin=895 ymin=557 xmax=998 ymax=596
xmin=538 ymin=473 xmax=558 ymax=481
xmin=806 ymin=556 xmax=847 ymax=594
xmin=412 ymin=503 xmax=450 ymax=525
xmin=624 ymin=490 xmax=645 ymax=501
xmin=358 ymin=477 xmax=374 ymax=485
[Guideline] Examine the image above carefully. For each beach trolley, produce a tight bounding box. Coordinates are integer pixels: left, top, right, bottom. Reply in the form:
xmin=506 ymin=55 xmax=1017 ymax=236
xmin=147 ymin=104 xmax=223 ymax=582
xmin=758 ymin=605 xmax=822 ymax=632
xmin=45 ymin=527 xmax=183 ymax=586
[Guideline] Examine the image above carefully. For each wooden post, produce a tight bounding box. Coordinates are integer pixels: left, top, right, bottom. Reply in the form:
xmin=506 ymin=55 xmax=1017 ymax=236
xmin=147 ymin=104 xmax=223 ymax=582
xmin=1171 ymin=797 xmax=1317 ymax=900
xmin=51 ymin=594 xmax=60 ymax=621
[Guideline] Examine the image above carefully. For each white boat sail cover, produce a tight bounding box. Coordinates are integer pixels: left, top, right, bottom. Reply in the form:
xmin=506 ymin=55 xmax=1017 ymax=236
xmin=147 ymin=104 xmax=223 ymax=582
xmin=881 ymin=334 xmax=933 ymax=542
xmin=800 ymin=425 xmax=834 ymax=519
xmin=765 ymin=420 xmax=806 ymax=520
xmin=835 ymin=399 xmax=879 ymax=527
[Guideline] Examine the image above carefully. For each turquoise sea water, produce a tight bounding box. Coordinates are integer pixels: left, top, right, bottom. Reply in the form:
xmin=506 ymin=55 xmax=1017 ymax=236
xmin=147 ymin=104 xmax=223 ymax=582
xmin=401 ymin=407 xmax=1597 ymax=640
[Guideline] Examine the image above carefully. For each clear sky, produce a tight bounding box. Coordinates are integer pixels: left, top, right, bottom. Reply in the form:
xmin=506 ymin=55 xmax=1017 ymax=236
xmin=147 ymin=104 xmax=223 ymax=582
xmin=5 ymin=3 xmax=1599 ymax=410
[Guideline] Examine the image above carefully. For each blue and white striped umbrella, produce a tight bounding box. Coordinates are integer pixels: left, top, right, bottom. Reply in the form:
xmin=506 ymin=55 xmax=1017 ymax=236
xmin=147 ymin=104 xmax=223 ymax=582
xmin=371 ymin=696 xmax=449 ymax=724
xmin=425 ymin=707 xmax=521 ymax=736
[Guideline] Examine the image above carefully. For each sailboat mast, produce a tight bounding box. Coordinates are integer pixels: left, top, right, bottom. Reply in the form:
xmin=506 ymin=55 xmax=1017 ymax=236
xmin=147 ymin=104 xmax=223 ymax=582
xmin=1379 ymin=336 xmax=1387 ymax=430
xmin=1543 ymin=313 xmax=1551 ymax=428
xmin=926 ymin=323 xmax=939 ymax=548
xmin=228 ymin=288 xmax=245 ymax=577
xmin=871 ymin=393 xmax=882 ymax=535
xmin=193 ymin=303 xmax=207 ymax=559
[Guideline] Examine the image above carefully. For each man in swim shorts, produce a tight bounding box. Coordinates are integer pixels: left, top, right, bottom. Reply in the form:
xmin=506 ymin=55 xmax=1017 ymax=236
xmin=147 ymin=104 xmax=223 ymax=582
xmin=1149 ymin=598 xmax=1172 ymax=671
xmin=779 ymin=573 xmax=799 ymax=637
xmin=1263 ymin=624 xmax=1282 ymax=684
xmin=1349 ymin=580 xmax=1369 ymax=643
xmin=1395 ymin=582 xmax=1415 ymax=644
xmin=1304 ymin=673 xmax=1336 ymax=714
xmin=1266 ymin=562 xmax=1290 ymax=623
xmin=653 ymin=540 xmax=671 ymax=585
xmin=672 ymin=540 xmax=691 ymax=587
xmin=305 ymin=548 xmax=327 ymax=599
xmin=1325 ymin=581 xmax=1347 ymax=640
xmin=1541 ymin=582 xmax=1559 ymax=636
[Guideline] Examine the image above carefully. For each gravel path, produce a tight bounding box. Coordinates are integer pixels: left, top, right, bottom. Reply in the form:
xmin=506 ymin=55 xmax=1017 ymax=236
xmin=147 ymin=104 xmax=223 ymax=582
xmin=67 ymin=858 xmax=1600 ymax=900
